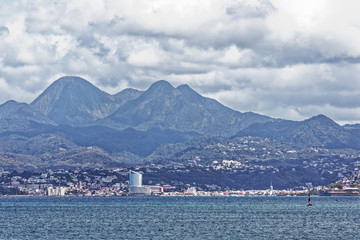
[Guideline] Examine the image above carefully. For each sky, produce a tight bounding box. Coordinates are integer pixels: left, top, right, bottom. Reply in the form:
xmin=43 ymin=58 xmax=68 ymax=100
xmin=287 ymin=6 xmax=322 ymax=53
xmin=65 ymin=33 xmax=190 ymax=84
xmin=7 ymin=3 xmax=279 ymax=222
xmin=1 ymin=0 xmax=360 ymax=124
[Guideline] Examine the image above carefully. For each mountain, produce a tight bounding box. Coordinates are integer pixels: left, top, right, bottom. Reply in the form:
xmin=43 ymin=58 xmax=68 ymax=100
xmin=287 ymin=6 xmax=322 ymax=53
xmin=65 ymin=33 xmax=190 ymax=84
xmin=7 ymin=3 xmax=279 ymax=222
xmin=113 ymin=88 xmax=144 ymax=105
xmin=30 ymin=76 xmax=142 ymax=126
xmin=344 ymin=123 xmax=360 ymax=130
xmin=0 ymin=100 xmax=54 ymax=132
xmin=236 ymin=114 xmax=359 ymax=149
xmin=58 ymin=126 xmax=198 ymax=157
xmin=27 ymin=77 xmax=273 ymax=135
xmin=1 ymin=75 xmax=360 ymax=171
xmin=0 ymin=120 xmax=199 ymax=169
xmin=108 ymin=80 xmax=272 ymax=136
xmin=0 ymin=100 xmax=51 ymax=122
xmin=0 ymin=132 xmax=118 ymax=170
xmin=25 ymin=123 xmax=199 ymax=157
xmin=0 ymin=76 xmax=280 ymax=169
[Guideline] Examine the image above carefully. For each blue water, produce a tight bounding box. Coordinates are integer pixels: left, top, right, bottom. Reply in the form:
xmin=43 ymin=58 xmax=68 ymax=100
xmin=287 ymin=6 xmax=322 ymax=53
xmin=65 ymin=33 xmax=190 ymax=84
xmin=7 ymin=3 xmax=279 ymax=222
xmin=0 ymin=196 xmax=359 ymax=239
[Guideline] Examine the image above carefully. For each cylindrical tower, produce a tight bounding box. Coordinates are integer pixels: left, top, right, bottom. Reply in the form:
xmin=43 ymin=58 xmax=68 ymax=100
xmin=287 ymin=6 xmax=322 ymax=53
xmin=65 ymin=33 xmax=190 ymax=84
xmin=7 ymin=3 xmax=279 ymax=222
xmin=129 ymin=171 xmax=142 ymax=187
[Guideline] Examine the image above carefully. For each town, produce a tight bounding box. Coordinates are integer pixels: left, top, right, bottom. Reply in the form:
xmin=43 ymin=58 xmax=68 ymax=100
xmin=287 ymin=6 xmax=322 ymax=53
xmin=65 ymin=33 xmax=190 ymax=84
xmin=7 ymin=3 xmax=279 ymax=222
xmin=0 ymin=159 xmax=359 ymax=197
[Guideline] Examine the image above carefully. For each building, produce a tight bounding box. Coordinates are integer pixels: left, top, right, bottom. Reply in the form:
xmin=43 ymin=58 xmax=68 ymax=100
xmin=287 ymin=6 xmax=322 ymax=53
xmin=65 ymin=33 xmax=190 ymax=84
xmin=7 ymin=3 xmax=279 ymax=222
xmin=129 ymin=171 xmax=146 ymax=195
xmin=321 ymin=188 xmax=360 ymax=196
xmin=129 ymin=186 xmax=152 ymax=195
xmin=128 ymin=171 xmax=163 ymax=196
xmin=47 ymin=187 xmax=67 ymax=196
xmin=149 ymin=186 xmax=163 ymax=195
xmin=129 ymin=171 xmax=142 ymax=187
xmin=185 ymin=187 xmax=197 ymax=195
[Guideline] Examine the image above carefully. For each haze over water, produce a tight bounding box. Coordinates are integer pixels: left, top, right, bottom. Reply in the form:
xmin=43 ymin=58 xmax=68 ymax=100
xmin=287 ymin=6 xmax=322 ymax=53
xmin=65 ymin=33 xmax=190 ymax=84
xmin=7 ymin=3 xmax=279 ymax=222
xmin=0 ymin=196 xmax=358 ymax=239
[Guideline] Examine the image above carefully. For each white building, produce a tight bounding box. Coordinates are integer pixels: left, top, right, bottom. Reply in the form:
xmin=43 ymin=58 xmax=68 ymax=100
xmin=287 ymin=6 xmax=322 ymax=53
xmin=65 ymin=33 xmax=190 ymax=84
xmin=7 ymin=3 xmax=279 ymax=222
xmin=129 ymin=186 xmax=152 ymax=195
xmin=47 ymin=187 xmax=67 ymax=196
xmin=186 ymin=187 xmax=197 ymax=195
xmin=129 ymin=171 xmax=163 ymax=195
xmin=129 ymin=171 xmax=142 ymax=187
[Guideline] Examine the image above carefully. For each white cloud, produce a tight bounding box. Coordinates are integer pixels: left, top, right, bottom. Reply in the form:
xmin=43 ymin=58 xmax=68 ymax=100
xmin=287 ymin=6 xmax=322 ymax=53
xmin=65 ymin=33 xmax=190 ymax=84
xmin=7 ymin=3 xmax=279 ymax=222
xmin=0 ymin=0 xmax=360 ymax=124
xmin=218 ymin=46 xmax=256 ymax=67
xmin=127 ymin=42 xmax=164 ymax=67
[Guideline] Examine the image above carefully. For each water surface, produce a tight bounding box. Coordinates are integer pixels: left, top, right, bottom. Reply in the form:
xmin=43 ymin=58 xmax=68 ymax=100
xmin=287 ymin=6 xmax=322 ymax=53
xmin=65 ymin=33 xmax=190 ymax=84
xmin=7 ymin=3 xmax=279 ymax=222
xmin=0 ymin=196 xmax=358 ymax=239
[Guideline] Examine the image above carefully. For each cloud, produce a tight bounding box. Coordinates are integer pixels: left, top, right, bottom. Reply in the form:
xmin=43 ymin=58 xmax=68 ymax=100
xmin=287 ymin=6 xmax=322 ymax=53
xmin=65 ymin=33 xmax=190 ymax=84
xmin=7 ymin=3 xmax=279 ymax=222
xmin=0 ymin=0 xmax=360 ymax=124
xmin=0 ymin=26 xmax=9 ymax=37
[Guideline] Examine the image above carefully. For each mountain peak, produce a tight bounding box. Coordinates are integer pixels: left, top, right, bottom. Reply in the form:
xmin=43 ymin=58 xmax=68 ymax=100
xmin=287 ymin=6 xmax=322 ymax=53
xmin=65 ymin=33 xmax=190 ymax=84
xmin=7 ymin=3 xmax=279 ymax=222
xmin=0 ymin=99 xmax=53 ymax=126
xmin=176 ymin=84 xmax=192 ymax=93
xmin=30 ymin=76 xmax=117 ymax=125
xmin=108 ymin=79 xmax=271 ymax=136
xmin=50 ymin=76 xmax=97 ymax=88
xmin=32 ymin=76 xmax=102 ymax=102
xmin=0 ymin=100 xmax=26 ymax=113
xmin=177 ymin=84 xmax=203 ymax=102
xmin=56 ymin=75 xmax=83 ymax=82
xmin=148 ymin=80 xmax=174 ymax=91
xmin=309 ymin=114 xmax=329 ymax=120
xmin=2 ymin=100 xmax=23 ymax=106
xmin=305 ymin=114 xmax=339 ymax=126
xmin=136 ymin=80 xmax=178 ymax=100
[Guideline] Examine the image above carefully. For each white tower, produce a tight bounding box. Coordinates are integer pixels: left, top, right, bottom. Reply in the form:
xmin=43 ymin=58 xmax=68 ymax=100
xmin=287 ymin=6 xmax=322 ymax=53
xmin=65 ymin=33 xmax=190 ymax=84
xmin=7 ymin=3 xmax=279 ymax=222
xmin=129 ymin=171 xmax=142 ymax=187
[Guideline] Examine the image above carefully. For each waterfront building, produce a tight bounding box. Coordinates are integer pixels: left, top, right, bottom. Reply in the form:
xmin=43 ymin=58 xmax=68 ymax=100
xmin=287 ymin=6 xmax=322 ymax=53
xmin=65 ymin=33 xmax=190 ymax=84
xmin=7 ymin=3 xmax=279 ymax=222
xmin=321 ymin=188 xmax=359 ymax=196
xmin=47 ymin=187 xmax=67 ymax=196
xmin=129 ymin=171 xmax=163 ymax=195
xmin=129 ymin=171 xmax=142 ymax=187
xmin=149 ymin=186 xmax=163 ymax=195
xmin=269 ymin=181 xmax=274 ymax=196
xmin=129 ymin=186 xmax=152 ymax=195
xmin=185 ymin=187 xmax=197 ymax=195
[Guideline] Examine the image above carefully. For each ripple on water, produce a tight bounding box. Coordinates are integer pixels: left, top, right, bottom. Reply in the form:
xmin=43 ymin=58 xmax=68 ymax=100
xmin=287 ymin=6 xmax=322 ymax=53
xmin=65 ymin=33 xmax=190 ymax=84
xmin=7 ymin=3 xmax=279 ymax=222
xmin=0 ymin=196 xmax=359 ymax=239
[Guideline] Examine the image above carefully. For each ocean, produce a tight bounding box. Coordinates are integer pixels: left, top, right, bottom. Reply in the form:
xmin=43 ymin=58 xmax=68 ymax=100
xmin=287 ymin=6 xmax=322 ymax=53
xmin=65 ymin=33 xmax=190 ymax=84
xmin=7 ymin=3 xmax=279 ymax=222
xmin=0 ymin=196 xmax=358 ymax=239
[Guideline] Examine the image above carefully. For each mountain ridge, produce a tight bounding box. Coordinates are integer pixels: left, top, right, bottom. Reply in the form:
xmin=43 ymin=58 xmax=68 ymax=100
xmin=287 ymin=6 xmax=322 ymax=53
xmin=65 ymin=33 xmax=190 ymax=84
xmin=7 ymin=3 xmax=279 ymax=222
xmin=108 ymin=80 xmax=272 ymax=135
xmin=0 ymin=76 xmax=359 ymax=170
xmin=30 ymin=76 xmax=142 ymax=126
xmin=235 ymin=114 xmax=359 ymax=149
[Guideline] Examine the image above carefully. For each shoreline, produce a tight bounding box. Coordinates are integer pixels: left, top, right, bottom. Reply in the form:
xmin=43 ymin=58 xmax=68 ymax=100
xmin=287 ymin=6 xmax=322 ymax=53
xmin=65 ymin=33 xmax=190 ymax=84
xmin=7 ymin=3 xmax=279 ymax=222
xmin=2 ymin=194 xmax=359 ymax=198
